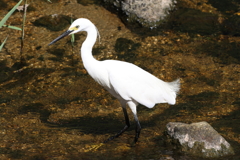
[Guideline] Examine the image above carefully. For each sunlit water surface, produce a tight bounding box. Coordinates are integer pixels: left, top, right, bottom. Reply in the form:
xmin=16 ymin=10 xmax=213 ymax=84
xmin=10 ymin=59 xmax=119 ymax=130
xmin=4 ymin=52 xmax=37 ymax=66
xmin=0 ymin=0 xmax=239 ymax=159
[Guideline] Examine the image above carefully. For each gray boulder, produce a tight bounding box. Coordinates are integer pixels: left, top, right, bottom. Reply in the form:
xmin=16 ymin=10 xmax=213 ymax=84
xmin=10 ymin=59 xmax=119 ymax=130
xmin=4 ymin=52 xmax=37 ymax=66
xmin=102 ymin=0 xmax=176 ymax=28
xmin=166 ymin=121 xmax=235 ymax=158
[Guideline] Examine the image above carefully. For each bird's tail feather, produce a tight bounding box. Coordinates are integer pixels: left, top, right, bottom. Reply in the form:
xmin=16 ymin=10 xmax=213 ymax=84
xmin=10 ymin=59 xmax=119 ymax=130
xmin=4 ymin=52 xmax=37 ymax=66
xmin=169 ymin=78 xmax=180 ymax=94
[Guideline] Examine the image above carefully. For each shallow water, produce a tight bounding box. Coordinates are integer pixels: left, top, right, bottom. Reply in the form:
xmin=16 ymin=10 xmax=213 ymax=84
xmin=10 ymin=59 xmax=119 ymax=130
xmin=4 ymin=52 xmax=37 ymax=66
xmin=0 ymin=0 xmax=239 ymax=159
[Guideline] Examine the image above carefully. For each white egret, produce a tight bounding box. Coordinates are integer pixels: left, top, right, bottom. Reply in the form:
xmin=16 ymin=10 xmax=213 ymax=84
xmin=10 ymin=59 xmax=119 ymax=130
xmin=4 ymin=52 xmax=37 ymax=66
xmin=49 ymin=18 xmax=180 ymax=143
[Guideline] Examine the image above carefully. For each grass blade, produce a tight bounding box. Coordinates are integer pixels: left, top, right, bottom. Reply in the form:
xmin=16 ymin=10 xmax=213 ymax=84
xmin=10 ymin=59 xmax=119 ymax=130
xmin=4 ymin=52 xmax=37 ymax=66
xmin=19 ymin=0 xmax=28 ymax=64
xmin=71 ymin=33 xmax=75 ymax=46
xmin=3 ymin=24 xmax=22 ymax=30
xmin=0 ymin=0 xmax=23 ymax=28
xmin=0 ymin=37 xmax=8 ymax=51
xmin=71 ymin=18 xmax=75 ymax=46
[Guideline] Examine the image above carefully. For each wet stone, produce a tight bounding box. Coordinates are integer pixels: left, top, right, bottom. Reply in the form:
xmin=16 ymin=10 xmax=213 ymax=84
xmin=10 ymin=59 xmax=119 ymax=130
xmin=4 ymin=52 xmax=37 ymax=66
xmin=102 ymin=0 xmax=176 ymax=28
xmin=165 ymin=121 xmax=235 ymax=158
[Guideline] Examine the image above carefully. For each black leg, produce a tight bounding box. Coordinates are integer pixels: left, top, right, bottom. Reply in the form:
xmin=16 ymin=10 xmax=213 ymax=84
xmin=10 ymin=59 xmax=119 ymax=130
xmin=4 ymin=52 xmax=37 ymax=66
xmin=133 ymin=114 xmax=141 ymax=143
xmin=104 ymin=107 xmax=130 ymax=143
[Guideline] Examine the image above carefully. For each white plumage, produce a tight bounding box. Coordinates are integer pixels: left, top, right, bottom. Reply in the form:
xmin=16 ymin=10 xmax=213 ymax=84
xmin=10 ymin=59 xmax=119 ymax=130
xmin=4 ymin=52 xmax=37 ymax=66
xmin=49 ymin=18 xmax=180 ymax=143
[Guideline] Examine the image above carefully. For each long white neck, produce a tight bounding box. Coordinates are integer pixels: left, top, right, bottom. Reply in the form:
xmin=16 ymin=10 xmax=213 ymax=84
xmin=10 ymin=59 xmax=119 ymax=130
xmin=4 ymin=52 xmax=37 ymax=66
xmin=80 ymin=23 xmax=98 ymax=64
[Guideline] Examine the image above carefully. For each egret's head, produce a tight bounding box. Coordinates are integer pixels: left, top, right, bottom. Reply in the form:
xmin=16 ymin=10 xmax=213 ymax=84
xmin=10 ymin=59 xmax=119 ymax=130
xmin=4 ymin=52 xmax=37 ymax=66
xmin=48 ymin=18 xmax=93 ymax=45
xmin=68 ymin=18 xmax=92 ymax=34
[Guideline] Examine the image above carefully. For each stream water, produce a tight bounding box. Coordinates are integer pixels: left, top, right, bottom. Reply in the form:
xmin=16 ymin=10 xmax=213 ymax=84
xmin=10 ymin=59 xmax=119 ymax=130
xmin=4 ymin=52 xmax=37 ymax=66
xmin=0 ymin=0 xmax=239 ymax=159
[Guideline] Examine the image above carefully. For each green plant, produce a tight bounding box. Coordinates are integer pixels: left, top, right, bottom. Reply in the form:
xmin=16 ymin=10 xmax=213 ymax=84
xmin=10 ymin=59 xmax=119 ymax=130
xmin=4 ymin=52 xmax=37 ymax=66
xmin=0 ymin=0 xmax=23 ymax=51
xmin=0 ymin=37 xmax=8 ymax=51
xmin=20 ymin=0 xmax=28 ymax=58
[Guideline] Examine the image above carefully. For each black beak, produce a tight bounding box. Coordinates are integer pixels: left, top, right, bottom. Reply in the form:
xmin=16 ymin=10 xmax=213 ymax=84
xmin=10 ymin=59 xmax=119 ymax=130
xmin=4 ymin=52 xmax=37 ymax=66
xmin=48 ymin=30 xmax=74 ymax=46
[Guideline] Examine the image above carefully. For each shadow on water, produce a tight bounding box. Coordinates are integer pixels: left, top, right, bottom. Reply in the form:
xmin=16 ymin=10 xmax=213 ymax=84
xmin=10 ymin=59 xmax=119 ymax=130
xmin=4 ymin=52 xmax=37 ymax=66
xmin=0 ymin=67 xmax=55 ymax=90
xmin=144 ymin=91 xmax=222 ymax=128
xmin=18 ymin=103 xmax=51 ymax=123
xmin=187 ymin=92 xmax=220 ymax=103
xmin=210 ymin=98 xmax=240 ymax=160
xmin=76 ymin=0 xmax=102 ymax=6
xmin=167 ymin=8 xmax=220 ymax=35
xmin=207 ymin=0 xmax=239 ymax=14
xmin=114 ymin=38 xmax=141 ymax=62
xmin=47 ymin=49 xmax=65 ymax=60
xmin=196 ymin=40 xmax=240 ymax=64
xmin=213 ymin=104 xmax=240 ymax=134
xmin=0 ymin=59 xmax=55 ymax=93
xmin=46 ymin=111 xmax=156 ymax=137
xmin=0 ymin=1 xmax=7 ymax=10
xmin=48 ymin=115 xmax=130 ymax=135
xmin=0 ymin=148 xmax=25 ymax=160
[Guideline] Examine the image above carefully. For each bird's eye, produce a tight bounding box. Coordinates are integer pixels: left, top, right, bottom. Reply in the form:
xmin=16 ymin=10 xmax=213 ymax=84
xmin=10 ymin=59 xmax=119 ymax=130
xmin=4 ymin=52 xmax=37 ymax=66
xmin=76 ymin=25 xmax=80 ymax=29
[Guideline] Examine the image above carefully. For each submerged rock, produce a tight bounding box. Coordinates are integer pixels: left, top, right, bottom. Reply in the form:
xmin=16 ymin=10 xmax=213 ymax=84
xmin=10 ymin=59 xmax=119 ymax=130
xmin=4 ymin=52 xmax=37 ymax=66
xmin=222 ymin=15 xmax=240 ymax=36
xmin=167 ymin=8 xmax=220 ymax=35
xmin=102 ymin=0 xmax=176 ymax=28
xmin=166 ymin=121 xmax=235 ymax=158
xmin=33 ymin=14 xmax=71 ymax=31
